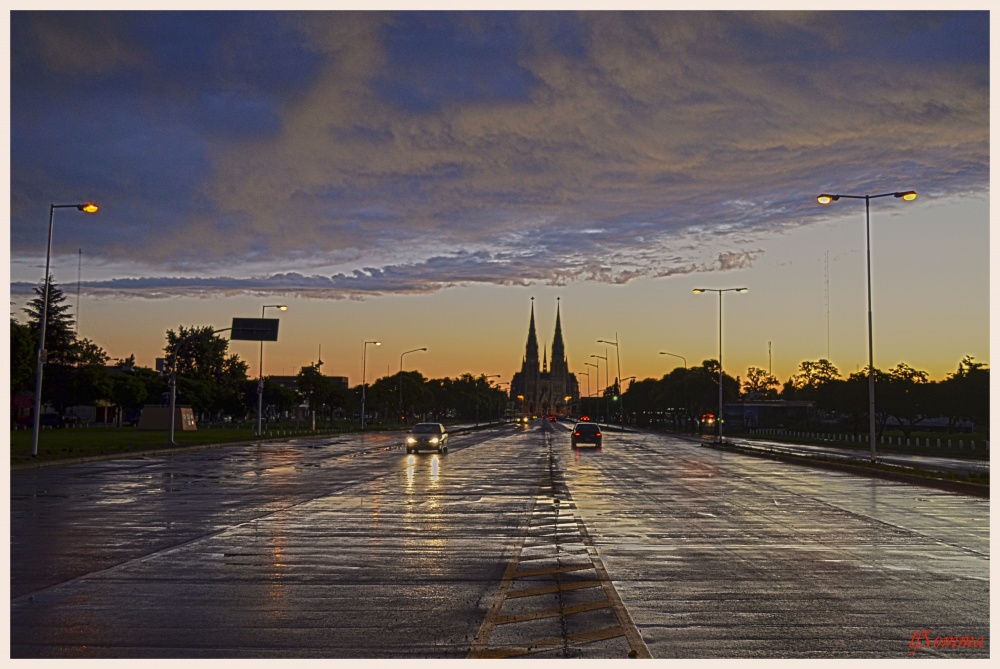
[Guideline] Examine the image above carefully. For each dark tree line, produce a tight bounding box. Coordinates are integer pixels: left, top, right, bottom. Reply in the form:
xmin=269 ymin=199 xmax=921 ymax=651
xmin=12 ymin=278 xmax=986 ymax=433
xmin=11 ymin=277 xmax=508 ymax=426
xmin=621 ymin=356 xmax=989 ymax=436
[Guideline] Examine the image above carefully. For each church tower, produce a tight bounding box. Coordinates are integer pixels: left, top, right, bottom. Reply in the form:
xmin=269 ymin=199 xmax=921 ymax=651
xmin=509 ymin=297 xmax=580 ymax=417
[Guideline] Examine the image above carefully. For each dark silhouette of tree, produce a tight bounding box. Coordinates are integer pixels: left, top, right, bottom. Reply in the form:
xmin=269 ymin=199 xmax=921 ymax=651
xmin=163 ymin=325 xmax=248 ymax=419
xmin=10 ymin=318 xmax=34 ymax=393
xmin=743 ymin=366 xmax=779 ymax=397
xmin=23 ymin=275 xmax=76 ymax=365
xmin=938 ymin=356 xmax=989 ymax=432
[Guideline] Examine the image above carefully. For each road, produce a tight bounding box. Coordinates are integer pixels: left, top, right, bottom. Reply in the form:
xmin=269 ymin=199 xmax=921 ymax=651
xmin=9 ymin=421 xmax=989 ymax=658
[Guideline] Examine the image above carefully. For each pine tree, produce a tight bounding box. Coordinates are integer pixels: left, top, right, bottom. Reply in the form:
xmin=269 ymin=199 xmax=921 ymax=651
xmin=23 ymin=275 xmax=77 ymax=365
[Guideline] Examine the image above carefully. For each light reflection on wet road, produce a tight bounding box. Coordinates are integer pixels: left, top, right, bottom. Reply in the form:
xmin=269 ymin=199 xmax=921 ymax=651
xmin=555 ymin=425 xmax=989 ymax=658
xmin=9 ymin=422 xmax=989 ymax=658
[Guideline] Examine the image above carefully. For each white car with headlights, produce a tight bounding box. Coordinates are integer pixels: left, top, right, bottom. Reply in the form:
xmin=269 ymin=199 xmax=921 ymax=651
xmin=405 ymin=422 xmax=449 ymax=454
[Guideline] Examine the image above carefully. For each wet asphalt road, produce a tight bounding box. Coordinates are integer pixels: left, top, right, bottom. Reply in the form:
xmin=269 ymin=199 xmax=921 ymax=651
xmin=9 ymin=422 xmax=989 ymax=658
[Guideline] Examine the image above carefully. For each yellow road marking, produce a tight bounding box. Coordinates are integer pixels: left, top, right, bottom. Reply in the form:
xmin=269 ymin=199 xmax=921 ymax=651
xmin=494 ymin=598 xmax=612 ymax=624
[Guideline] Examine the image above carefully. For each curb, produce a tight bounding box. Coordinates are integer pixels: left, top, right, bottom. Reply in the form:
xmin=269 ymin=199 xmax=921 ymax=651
xmin=702 ymin=440 xmax=989 ymax=498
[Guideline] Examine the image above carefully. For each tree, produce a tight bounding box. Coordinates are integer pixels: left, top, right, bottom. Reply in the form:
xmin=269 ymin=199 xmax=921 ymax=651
xmin=164 ymin=325 xmax=248 ymax=418
xmin=743 ymin=367 xmax=779 ymax=397
xmin=939 ymin=356 xmax=989 ymax=432
xmin=10 ymin=318 xmax=34 ymax=393
xmin=111 ymin=372 xmax=149 ymax=425
xmin=296 ymin=363 xmax=348 ymax=420
xmin=791 ymin=359 xmax=841 ymax=395
xmin=72 ymin=338 xmax=109 ymax=367
xmin=881 ymin=363 xmax=932 ymax=439
xmin=22 ymin=275 xmax=76 ymax=365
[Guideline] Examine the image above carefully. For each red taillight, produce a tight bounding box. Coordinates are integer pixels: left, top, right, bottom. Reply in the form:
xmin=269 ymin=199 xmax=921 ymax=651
xmin=574 ymin=432 xmax=581 ymax=436
xmin=595 ymin=432 xmax=601 ymax=437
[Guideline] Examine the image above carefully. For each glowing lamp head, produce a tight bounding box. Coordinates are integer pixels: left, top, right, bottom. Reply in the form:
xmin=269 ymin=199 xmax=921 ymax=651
xmin=277 ymin=305 xmax=288 ymax=311
xmin=692 ymin=289 xmax=704 ymax=294
xmin=78 ymin=203 xmax=99 ymax=213
xmin=816 ymin=194 xmax=839 ymax=205
xmin=736 ymin=288 xmax=748 ymax=293
xmin=895 ymin=191 xmax=917 ymax=201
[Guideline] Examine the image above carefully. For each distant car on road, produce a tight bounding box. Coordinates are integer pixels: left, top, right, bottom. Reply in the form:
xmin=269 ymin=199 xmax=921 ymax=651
xmin=406 ymin=422 xmax=449 ymax=454
xmin=571 ymin=422 xmax=602 ymax=449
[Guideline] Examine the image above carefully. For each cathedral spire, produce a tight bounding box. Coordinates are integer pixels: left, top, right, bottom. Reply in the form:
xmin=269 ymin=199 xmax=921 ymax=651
xmin=525 ymin=297 xmax=539 ymax=363
xmin=552 ymin=297 xmax=565 ymax=364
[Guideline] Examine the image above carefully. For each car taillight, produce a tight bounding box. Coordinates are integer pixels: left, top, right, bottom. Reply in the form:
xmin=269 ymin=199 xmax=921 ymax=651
xmin=595 ymin=432 xmax=601 ymax=437
xmin=574 ymin=432 xmax=580 ymax=436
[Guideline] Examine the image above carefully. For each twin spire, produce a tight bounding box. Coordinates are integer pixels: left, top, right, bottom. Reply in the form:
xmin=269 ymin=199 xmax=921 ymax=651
xmin=524 ymin=297 xmax=565 ymax=372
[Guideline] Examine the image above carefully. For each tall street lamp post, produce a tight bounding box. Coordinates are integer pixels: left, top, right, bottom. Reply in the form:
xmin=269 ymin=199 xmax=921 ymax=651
xmin=584 ymin=361 xmax=599 ymax=418
xmin=578 ymin=370 xmax=590 ymax=401
xmin=818 ymin=190 xmax=916 ymax=461
xmin=693 ymin=287 xmax=748 ymax=443
xmin=257 ymin=304 xmax=287 ymax=436
xmin=398 ymin=347 xmax=427 ymax=423
xmin=361 ymin=340 xmax=381 ymax=430
xmin=31 ymin=202 xmax=99 ymax=458
xmin=659 ymin=351 xmax=688 ymax=430
xmin=598 ymin=335 xmax=625 ymax=431
xmin=590 ymin=353 xmax=609 ymax=425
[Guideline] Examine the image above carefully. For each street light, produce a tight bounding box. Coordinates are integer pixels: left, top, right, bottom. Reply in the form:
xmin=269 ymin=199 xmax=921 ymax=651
xmin=591 ymin=353 xmax=609 ymax=424
xmin=257 ymin=304 xmax=287 ymax=436
xmin=578 ymin=370 xmax=590 ymax=400
xmin=660 ymin=351 xmax=688 ymax=431
xmin=693 ymin=287 xmax=748 ymax=443
xmin=479 ymin=374 xmax=501 ymax=425
xmin=31 ymin=202 xmax=99 ymax=458
xmin=598 ymin=336 xmax=625 ymax=431
xmin=817 ymin=189 xmax=917 ymax=461
xmin=398 ymin=347 xmax=427 ymax=423
xmin=584 ymin=362 xmax=598 ymax=418
xmin=361 ymin=340 xmax=381 ymax=430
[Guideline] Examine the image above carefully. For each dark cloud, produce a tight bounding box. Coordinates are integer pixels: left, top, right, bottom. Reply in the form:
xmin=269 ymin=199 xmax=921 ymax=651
xmin=9 ymin=11 xmax=988 ymax=297
xmin=9 ymin=242 xmax=768 ymax=299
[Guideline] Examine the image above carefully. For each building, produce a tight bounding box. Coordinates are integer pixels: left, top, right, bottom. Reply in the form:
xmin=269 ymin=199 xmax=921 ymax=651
xmin=510 ymin=298 xmax=580 ymax=416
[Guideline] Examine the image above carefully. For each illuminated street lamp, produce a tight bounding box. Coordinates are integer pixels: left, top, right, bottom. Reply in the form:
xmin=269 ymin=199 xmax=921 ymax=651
xmin=257 ymin=304 xmax=287 ymax=436
xmin=578 ymin=370 xmax=590 ymax=399
xmin=660 ymin=351 xmax=688 ymax=430
xmin=361 ymin=340 xmax=381 ymax=430
xmin=398 ymin=347 xmax=427 ymax=423
xmin=31 ymin=202 xmax=99 ymax=458
xmin=590 ymin=353 xmax=609 ymax=424
xmin=817 ymin=189 xmax=917 ymax=462
xmin=693 ymin=287 xmax=748 ymax=443
xmin=598 ymin=335 xmax=625 ymax=431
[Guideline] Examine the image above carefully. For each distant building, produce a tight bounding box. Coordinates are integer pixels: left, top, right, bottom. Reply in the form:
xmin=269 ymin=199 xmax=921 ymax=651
xmin=726 ymin=399 xmax=814 ymax=429
xmin=270 ymin=375 xmax=349 ymax=392
xmin=510 ymin=298 xmax=580 ymax=416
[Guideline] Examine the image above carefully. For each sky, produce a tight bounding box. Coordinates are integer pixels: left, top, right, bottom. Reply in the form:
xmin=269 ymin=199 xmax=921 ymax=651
xmin=6 ymin=9 xmax=991 ymax=389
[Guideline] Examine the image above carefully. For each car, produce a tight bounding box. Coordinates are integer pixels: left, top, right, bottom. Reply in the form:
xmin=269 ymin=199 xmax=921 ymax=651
xmin=406 ymin=422 xmax=449 ymax=454
xmin=571 ymin=422 xmax=602 ymax=448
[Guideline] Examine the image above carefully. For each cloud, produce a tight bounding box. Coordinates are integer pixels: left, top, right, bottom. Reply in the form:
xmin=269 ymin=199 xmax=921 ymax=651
xmin=9 ymin=241 xmax=768 ymax=300
xmin=9 ymin=11 xmax=988 ymax=296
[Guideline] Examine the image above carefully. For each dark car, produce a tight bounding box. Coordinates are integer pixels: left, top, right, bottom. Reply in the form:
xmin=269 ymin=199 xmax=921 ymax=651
xmin=406 ymin=422 xmax=449 ymax=454
xmin=571 ymin=422 xmax=602 ymax=448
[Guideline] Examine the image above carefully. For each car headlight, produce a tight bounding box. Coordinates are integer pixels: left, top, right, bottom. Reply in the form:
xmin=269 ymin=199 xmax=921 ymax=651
xmin=430 ymin=437 xmax=439 ymax=444
xmin=407 ymin=437 xmax=416 ymax=444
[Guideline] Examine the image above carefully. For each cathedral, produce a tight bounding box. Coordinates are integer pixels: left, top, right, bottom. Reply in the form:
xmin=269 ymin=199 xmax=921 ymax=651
xmin=510 ymin=298 xmax=580 ymax=416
